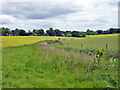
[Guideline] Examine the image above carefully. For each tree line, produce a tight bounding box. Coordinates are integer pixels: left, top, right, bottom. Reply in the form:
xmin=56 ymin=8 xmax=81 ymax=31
xmin=0 ymin=27 xmax=120 ymax=37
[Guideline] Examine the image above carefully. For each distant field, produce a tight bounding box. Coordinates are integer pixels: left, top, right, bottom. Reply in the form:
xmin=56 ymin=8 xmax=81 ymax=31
xmin=1 ymin=33 xmax=118 ymax=49
xmin=1 ymin=36 xmax=72 ymax=48
xmin=1 ymin=34 xmax=119 ymax=88
xmin=60 ymin=34 xmax=118 ymax=52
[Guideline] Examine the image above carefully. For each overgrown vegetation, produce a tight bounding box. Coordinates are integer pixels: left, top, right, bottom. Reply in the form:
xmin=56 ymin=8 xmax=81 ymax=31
xmin=2 ymin=34 xmax=119 ymax=88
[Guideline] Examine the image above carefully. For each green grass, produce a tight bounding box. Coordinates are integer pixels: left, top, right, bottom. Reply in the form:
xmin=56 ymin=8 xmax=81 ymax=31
xmin=52 ymin=35 xmax=118 ymax=57
xmin=2 ymin=35 xmax=119 ymax=88
xmin=64 ymin=35 xmax=117 ymax=49
xmin=2 ymin=44 xmax=91 ymax=88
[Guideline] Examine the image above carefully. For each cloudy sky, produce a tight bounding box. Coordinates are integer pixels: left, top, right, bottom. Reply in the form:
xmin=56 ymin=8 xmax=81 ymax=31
xmin=0 ymin=0 xmax=119 ymax=31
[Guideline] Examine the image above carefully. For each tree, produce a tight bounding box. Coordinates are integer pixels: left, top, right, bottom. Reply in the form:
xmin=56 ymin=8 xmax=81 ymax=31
xmin=71 ymin=31 xmax=81 ymax=37
xmin=28 ymin=30 xmax=32 ymax=36
xmin=65 ymin=31 xmax=72 ymax=37
xmin=90 ymin=30 xmax=97 ymax=35
xmin=86 ymin=29 xmax=91 ymax=35
xmin=46 ymin=30 xmax=55 ymax=36
xmin=62 ymin=31 xmax=66 ymax=36
xmin=55 ymin=29 xmax=63 ymax=36
xmin=82 ymin=34 xmax=86 ymax=37
xmin=31 ymin=32 xmax=36 ymax=36
xmin=71 ymin=31 xmax=86 ymax=37
xmin=46 ymin=28 xmax=56 ymax=36
xmin=109 ymin=28 xmax=114 ymax=34
xmin=1 ymin=27 xmax=10 ymax=36
xmin=14 ymin=28 xmax=20 ymax=36
xmin=33 ymin=29 xmax=36 ymax=33
xmin=86 ymin=29 xmax=96 ymax=35
xmin=103 ymin=30 xmax=110 ymax=34
xmin=50 ymin=28 xmax=54 ymax=31
xmin=43 ymin=33 xmax=48 ymax=36
xmin=37 ymin=29 xmax=44 ymax=36
xmin=66 ymin=31 xmax=71 ymax=33
xmin=114 ymin=28 xmax=120 ymax=33
xmin=97 ymin=30 xmax=103 ymax=34
xmin=11 ymin=30 xmax=15 ymax=36
xmin=19 ymin=29 xmax=27 ymax=36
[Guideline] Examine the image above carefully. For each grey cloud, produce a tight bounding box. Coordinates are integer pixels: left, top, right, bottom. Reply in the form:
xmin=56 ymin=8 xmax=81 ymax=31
xmin=1 ymin=1 xmax=117 ymax=31
xmin=2 ymin=2 xmax=78 ymax=19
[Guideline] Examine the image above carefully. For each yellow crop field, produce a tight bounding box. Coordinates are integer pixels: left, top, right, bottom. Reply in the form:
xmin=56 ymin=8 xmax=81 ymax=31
xmin=1 ymin=36 xmax=57 ymax=48
xmin=1 ymin=33 xmax=119 ymax=48
xmin=1 ymin=36 xmax=73 ymax=48
xmin=86 ymin=33 xmax=119 ymax=38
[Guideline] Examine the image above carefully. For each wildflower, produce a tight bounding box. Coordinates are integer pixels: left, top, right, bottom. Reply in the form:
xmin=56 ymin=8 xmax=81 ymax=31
xmin=9 ymin=85 xmax=12 ymax=87
xmin=66 ymin=52 xmax=69 ymax=56
xmin=91 ymin=58 xmax=93 ymax=62
xmin=62 ymin=49 xmax=65 ymax=53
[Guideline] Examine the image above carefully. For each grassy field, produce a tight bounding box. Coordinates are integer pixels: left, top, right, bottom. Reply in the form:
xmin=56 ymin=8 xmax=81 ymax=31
xmin=1 ymin=34 xmax=119 ymax=88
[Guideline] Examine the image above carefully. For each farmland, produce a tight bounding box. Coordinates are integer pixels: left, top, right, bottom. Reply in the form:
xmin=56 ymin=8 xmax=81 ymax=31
xmin=1 ymin=36 xmax=73 ymax=48
xmin=1 ymin=34 xmax=119 ymax=88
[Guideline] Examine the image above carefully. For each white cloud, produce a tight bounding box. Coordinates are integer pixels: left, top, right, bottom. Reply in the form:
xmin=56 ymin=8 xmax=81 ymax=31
xmin=0 ymin=14 xmax=17 ymax=24
xmin=0 ymin=0 xmax=118 ymax=31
